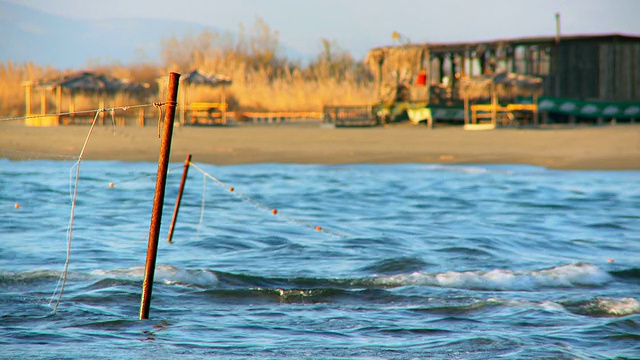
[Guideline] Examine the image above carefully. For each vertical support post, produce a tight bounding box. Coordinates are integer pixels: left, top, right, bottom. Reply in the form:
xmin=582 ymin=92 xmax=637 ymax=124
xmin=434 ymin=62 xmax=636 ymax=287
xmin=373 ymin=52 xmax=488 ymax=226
xmin=99 ymin=95 xmax=106 ymax=125
xmin=40 ymin=88 xmax=47 ymax=115
xmin=221 ymin=85 xmax=227 ymax=125
xmin=56 ymin=86 xmax=62 ymax=114
xmin=138 ymin=108 xmax=145 ymax=127
xmin=56 ymin=86 xmax=63 ymax=125
xmin=180 ymin=81 xmax=186 ymax=126
xmin=139 ymin=72 xmax=181 ymax=320
xmin=167 ymin=154 xmax=192 ymax=244
xmin=533 ymin=94 xmax=539 ymax=125
xmin=491 ymin=86 xmax=497 ymax=126
xmin=464 ymin=95 xmax=469 ymax=125
xmin=24 ymin=81 xmax=32 ymax=117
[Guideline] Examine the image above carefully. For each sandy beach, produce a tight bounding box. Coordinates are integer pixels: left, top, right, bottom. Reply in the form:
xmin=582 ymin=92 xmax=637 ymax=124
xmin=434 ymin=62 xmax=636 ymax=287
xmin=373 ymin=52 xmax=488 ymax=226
xmin=1 ymin=122 xmax=639 ymax=170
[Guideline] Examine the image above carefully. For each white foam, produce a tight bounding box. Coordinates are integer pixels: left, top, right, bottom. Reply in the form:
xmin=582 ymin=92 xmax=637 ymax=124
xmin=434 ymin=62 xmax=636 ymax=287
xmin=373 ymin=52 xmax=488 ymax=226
xmin=91 ymin=264 xmax=218 ymax=287
xmin=590 ymin=297 xmax=640 ymax=316
xmin=372 ymin=263 xmax=612 ymax=291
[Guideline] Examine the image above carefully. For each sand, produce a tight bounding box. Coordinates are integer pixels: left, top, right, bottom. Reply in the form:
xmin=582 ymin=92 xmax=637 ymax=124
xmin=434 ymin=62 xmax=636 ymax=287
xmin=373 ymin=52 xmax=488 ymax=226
xmin=1 ymin=121 xmax=639 ymax=170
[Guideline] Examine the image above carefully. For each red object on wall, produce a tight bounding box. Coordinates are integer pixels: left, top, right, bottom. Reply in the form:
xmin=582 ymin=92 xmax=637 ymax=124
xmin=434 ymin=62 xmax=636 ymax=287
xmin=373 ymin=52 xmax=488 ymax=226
xmin=416 ymin=70 xmax=427 ymax=86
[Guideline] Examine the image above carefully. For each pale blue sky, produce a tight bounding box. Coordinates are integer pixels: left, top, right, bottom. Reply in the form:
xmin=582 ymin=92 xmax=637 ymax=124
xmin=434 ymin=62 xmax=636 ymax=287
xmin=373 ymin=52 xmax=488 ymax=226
xmin=5 ymin=0 xmax=640 ymax=65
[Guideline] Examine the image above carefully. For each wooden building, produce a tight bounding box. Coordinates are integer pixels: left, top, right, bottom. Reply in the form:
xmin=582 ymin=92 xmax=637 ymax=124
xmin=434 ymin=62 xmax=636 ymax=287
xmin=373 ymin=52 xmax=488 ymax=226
xmin=366 ymin=33 xmax=640 ymax=109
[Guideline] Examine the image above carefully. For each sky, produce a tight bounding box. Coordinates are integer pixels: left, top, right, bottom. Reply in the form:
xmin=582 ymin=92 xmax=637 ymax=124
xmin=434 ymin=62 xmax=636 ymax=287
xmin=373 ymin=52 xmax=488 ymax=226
xmin=4 ymin=0 xmax=640 ymax=67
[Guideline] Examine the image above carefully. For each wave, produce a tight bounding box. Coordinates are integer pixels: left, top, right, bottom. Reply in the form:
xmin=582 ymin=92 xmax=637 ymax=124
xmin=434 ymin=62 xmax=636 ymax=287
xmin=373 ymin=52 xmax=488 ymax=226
xmin=561 ymin=297 xmax=640 ymax=317
xmin=369 ymin=263 xmax=613 ymax=291
xmin=3 ymin=264 xmax=638 ymax=319
xmin=89 ymin=263 xmax=612 ymax=292
xmin=2 ymin=263 xmax=614 ymax=293
xmin=90 ymin=265 xmax=219 ymax=287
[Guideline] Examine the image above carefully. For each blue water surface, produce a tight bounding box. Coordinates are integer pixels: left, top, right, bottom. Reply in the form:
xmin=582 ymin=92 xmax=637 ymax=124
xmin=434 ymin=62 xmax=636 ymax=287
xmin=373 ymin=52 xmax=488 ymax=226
xmin=1 ymin=160 xmax=639 ymax=359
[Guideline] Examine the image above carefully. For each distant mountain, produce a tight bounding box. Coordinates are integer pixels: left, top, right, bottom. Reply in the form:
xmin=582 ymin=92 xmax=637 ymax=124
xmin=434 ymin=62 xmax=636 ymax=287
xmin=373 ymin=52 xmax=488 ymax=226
xmin=0 ymin=2 xmax=308 ymax=69
xmin=0 ymin=1 xmax=213 ymax=69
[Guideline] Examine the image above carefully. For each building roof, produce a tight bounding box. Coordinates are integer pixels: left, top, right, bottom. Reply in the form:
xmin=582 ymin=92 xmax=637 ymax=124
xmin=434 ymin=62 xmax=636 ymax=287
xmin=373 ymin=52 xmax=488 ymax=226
xmin=34 ymin=71 xmax=149 ymax=93
xmin=181 ymin=70 xmax=232 ymax=87
xmin=370 ymin=33 xmax=640 ymax=55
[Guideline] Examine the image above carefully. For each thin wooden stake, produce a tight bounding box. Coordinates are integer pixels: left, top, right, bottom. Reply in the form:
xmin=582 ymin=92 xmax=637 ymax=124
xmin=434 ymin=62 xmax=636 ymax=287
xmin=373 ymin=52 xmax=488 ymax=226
xmin=167 ymin=154 xmax=192 ymax=244
xmin=140 ymin=72 xmax=180 ymax=320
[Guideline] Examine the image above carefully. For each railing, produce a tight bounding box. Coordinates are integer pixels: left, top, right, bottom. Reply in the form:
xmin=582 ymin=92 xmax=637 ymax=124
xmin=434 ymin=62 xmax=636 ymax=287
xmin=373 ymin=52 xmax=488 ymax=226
xmin=240 ymin=111 xmax=322 ymax=124
xmin=322 ymin=105 xmax=378 ymax=127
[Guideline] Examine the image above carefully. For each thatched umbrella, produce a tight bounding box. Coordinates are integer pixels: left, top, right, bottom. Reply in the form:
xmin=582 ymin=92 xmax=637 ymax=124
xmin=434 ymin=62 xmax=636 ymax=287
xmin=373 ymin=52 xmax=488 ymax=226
xmin=36 ymin=71 xmax=128 ymax=93
xmin=172 ymin=70 xmax=233 ymax=125
xmin=459 ymin=72 xmax=543 ymax=125
xmin=181 ymin=70 xmax=232 ymax=87
xmin=26 ymin=71 xmax=150 ymax=122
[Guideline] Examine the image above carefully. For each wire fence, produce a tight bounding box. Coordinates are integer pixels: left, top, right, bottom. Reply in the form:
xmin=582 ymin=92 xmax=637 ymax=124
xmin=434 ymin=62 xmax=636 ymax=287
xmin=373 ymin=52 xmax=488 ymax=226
xmin=1 ymin=99 xmax=344 ymax=315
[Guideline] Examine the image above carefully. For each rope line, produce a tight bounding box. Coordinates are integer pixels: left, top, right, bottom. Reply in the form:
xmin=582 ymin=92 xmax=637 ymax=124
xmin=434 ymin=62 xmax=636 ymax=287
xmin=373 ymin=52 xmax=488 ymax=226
xmin=153 ymin=102 xmax=165 ymax=138
xmin=50 ymin=109 xmax=102 ymax=313
xmin=44 ymin=101 xmax=176 ymax=313
xmin=195 ymin=174 xmax=207 ymax=240
xmin=0 ymin=102 xmax=172 ymax=123
xmin=188 ymin=162 xmax=349 ymax=238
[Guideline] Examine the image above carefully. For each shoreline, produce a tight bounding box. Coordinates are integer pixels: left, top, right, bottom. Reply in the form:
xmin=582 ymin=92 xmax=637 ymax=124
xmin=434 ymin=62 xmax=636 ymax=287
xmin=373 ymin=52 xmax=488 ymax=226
xmin=1 ymin=122 xmax=639 ymax=170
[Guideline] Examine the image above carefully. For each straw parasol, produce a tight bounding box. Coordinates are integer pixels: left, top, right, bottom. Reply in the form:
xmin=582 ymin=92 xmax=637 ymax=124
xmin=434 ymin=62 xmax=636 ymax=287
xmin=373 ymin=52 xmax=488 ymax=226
xmin=171 ymin=70 xmax=233 ymax=125
xmin=181 ymin=70 xmax=232 ymax=87
xmin=25 ymin=71 xmax=150 ymax=121
xmin=35 ymin=71 xmax=150 ymax=94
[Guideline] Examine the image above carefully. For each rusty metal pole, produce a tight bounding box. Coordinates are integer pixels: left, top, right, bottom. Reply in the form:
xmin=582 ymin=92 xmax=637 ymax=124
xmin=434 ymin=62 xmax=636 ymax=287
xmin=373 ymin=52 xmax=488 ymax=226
xmin=167 ymin=154 xmax=192 ymax=244
xmin=140 ymin=72 xmax=180 ymax=320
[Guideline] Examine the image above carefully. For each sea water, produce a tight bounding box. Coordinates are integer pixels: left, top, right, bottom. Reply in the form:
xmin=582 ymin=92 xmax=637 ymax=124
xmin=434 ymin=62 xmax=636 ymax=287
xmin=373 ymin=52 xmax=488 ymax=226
xmin=0 ymin=160 xmax=638 ymax=359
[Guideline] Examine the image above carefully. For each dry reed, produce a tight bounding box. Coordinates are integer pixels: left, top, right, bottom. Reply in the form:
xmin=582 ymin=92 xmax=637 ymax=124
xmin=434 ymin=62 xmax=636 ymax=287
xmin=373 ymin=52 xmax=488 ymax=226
xmin=0 ymin=20 xmax=377 ymax=117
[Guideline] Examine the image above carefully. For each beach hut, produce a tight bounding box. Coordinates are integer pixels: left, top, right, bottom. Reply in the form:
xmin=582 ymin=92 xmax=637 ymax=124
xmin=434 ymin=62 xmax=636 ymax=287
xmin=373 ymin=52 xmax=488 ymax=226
xmin=158 ymin=70 xmax=232 ymax=125
xmin=23 ymin=71 xmax=150 ymax=126
xmin=459 ymin=72 xmax=543 ymax=129
xmin=365 ymin=33 xmax=640 ymax=125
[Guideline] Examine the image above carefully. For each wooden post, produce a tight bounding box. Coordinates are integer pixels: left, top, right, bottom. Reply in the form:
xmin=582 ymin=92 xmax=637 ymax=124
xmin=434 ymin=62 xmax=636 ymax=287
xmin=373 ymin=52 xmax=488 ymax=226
xmin=491 ymin=87 xmax=497 ymax=126
xmin=56 ymin=86 xmax=62 ymax=125
xmin=56 ymin=86 xmax=62 ymax=114
xmin=167 ymin=154 xmax=192 ymax=244
xmin=23 ymin=81 xmax=32 ymax=117
xmin=460 ymin=51 xmax=467 ymax=77
xmin=533 ymin=94 xmax=539 ymax=125
xmin=40 ymin=88 xmax=47 ymax=115
xmin=180 ymin=81 xmax=186 ymax=126
xmin=138 ymin=108 xmax=145 ymax=127
xmin=139 ymin=72 xmax=181 ymax=320
xmin=221 ymin=85 xmax=227 ymax=125
xmin=464 ymin=95 xmax=469 ymax=125
xmin=99 ymin=96 xmax=106 ymax=125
